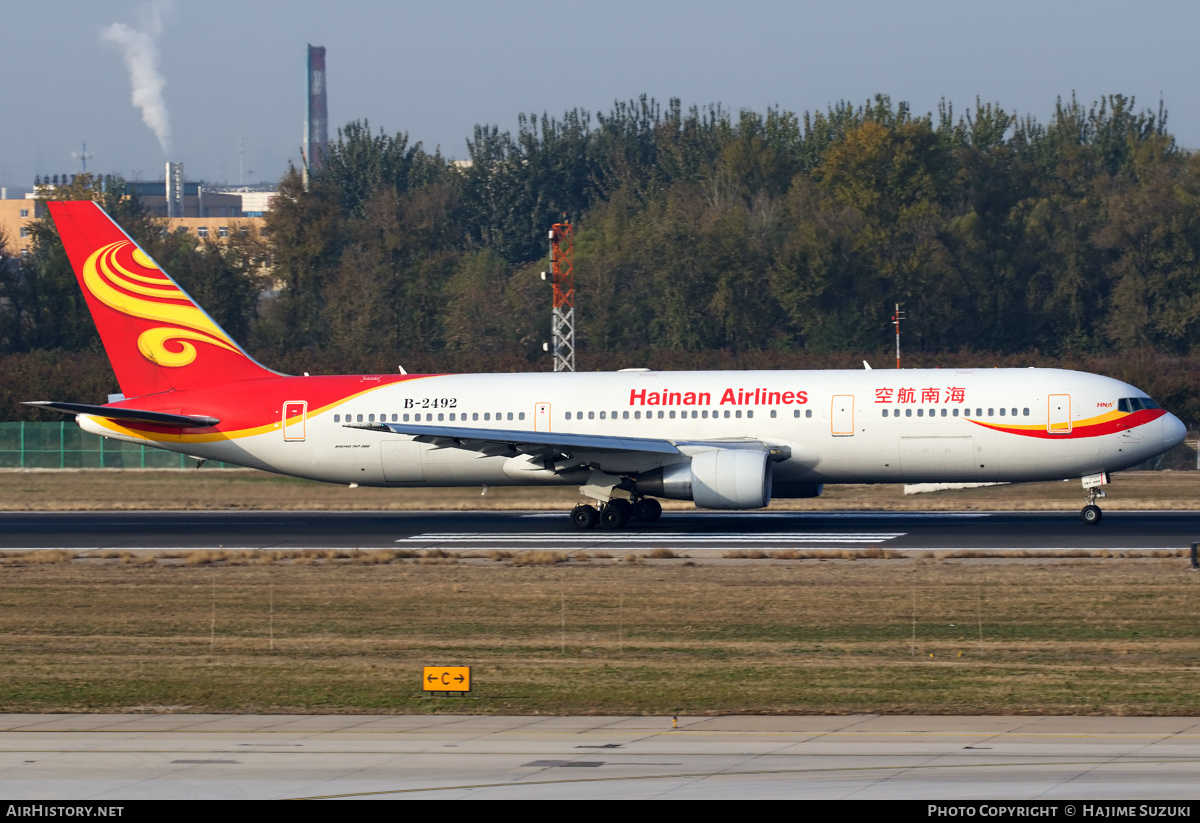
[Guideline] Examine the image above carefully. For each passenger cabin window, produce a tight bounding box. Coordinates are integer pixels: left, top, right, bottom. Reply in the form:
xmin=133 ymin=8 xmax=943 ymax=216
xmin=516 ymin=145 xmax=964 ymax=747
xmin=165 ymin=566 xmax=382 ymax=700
xmin=334 ymin=414 xmax=340 ymax=422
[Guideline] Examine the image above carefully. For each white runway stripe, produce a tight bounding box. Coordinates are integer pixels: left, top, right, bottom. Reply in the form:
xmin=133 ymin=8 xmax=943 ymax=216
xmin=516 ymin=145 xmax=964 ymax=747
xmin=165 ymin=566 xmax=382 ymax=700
xmin=519 ymin=512 xmax=990 ymax=519
xmin=399 ymin=532 xmax=906 ymax=544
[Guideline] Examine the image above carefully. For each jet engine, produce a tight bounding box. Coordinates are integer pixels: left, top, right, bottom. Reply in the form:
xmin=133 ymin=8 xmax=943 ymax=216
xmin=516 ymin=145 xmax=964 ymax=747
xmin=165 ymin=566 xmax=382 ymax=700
xmin=635 ymin=449 xmax=772 ymax=509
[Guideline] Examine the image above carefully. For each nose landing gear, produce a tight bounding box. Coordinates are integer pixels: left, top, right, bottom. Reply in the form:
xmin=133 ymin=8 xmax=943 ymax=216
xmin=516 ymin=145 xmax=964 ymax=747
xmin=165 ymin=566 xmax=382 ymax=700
xmin=1079 ymin=472 xmax=1111 ymax=525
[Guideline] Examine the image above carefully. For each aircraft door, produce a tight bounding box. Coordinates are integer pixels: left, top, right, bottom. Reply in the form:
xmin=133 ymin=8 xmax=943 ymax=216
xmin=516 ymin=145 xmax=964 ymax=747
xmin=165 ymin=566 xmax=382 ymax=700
xmin=534 ymin=402 xmax=551 ymax=432
xmin=283 ymin=401 xmax=307 ymax=441
xmin=1047 ymin=394 xmax=1072 ymax=435
xmin=832 ymin=395 xmax=855 ymax=436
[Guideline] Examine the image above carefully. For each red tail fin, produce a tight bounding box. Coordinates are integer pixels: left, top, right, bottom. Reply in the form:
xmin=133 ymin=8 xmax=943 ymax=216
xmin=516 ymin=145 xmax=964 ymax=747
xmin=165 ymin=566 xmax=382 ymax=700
xmin=48 ymin=200 xmax=275 ymax=398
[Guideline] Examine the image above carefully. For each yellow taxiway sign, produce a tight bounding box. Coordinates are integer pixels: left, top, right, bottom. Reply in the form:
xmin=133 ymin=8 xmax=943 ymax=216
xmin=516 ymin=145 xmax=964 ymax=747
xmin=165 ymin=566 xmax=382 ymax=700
xmin=423 ymin=666 xmax=471 ymax=692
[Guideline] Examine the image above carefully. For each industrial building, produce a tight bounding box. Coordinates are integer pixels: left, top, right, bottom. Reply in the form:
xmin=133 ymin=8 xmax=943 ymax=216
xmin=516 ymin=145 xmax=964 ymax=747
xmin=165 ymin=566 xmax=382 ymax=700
xmin=0 ymin=163 xmax=274 ymax=257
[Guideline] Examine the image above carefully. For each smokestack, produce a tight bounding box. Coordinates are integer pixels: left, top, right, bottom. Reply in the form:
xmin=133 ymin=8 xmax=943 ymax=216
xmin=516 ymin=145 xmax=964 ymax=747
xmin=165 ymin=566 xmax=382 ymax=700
xmin=305 ymin=45 xmax=328 ymax=174
xmin=166 ymin=162 xmax=183 ymax=218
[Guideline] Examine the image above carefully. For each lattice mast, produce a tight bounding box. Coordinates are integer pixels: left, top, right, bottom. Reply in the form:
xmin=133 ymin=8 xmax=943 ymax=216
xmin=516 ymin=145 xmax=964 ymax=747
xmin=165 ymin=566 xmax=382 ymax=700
xmin=546 ymin=218 xmax=575 ymax=371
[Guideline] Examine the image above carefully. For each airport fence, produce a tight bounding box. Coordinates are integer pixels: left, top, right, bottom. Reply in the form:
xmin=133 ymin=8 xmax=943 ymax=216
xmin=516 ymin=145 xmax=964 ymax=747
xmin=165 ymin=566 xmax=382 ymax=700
xmin=0 ymin=422 xmax=237 ymax=469
xmin=0 ymin=421 xmax=1196 ymax=471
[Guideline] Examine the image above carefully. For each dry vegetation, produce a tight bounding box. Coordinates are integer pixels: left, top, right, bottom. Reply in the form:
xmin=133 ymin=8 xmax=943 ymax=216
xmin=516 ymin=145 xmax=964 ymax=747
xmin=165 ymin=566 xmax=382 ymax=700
xmin=1 ymin=469 xmax=1199 ymax=511
xmin=1 ymin=553 xmax=1199 ymax=716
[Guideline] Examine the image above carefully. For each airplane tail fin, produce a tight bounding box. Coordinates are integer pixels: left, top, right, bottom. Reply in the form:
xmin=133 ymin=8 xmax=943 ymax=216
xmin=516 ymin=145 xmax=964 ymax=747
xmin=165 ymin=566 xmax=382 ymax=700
xmin=47 ymin=200 xmax=276 ymax=398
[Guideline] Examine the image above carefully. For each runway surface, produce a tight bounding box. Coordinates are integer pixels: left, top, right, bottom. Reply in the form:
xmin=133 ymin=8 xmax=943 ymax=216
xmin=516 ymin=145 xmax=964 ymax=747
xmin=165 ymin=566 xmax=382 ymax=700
xmin=2 ymin=714 xmax=1198 ymax=799
xmin=1 ymin=509 xmax=1198 ymax=552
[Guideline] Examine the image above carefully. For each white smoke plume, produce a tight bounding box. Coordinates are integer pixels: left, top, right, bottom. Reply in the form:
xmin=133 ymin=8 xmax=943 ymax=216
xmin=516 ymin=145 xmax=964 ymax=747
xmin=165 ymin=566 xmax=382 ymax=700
xmin=101 ymin=2 xmax=173 ymax=157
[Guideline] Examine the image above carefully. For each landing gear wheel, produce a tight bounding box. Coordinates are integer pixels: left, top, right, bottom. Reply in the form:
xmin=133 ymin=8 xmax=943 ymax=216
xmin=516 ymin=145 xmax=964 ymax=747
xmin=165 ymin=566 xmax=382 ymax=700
xmin=600 ymin=502 xmax=629 ymax=529
xmin=610 ymin=498 xmax=632 ymax=523
xmin=633 ymin=498 xmax=662 ymax=522
xmin=571 ymin=504 xmax=599 ymax=530
xmin=1081 ymin=504 xmax=1102 ymax=525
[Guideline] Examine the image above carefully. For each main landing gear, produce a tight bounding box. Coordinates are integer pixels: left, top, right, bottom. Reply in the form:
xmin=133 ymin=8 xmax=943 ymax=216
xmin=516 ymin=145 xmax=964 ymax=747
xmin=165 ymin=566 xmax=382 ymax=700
xmin=570 ymin=497 xmax=662 ymax=530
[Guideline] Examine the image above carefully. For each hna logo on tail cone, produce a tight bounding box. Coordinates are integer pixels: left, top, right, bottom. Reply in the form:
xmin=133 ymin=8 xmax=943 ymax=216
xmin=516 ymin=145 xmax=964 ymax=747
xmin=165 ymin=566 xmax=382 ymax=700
xmin=82 ymin=240 xmax=240 ymax=367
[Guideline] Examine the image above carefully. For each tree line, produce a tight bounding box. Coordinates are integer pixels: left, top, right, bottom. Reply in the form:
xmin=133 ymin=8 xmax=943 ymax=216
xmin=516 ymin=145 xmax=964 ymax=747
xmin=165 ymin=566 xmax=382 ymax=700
xmin=4 ymin=93 xmax=1200 ymax=423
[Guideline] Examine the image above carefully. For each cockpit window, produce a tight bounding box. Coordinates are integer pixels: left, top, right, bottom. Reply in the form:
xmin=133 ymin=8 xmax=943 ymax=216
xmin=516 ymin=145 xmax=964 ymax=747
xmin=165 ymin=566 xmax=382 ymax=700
xmin=1119 ymin=397 xmax=1161 ymax=413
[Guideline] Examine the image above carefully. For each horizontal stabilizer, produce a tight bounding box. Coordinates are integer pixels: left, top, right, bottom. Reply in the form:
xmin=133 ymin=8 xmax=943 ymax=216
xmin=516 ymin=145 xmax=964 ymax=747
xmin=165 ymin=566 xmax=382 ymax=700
xmin=24 ymin=401 xmax=220 ymax=428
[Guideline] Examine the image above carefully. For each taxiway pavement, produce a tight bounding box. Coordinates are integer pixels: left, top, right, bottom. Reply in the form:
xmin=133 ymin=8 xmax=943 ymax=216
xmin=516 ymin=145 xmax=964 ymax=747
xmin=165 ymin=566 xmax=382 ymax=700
xmin=1 ymin=714 xmax=1198 ymax=799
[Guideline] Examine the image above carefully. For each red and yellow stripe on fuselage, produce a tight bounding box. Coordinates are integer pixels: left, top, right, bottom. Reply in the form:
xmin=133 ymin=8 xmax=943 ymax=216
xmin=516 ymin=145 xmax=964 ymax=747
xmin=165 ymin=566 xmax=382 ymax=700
xmin=85 ymin=374 xmax=436 ymax=444
xmin=968 ymin=408 xmax=1166 ymax=439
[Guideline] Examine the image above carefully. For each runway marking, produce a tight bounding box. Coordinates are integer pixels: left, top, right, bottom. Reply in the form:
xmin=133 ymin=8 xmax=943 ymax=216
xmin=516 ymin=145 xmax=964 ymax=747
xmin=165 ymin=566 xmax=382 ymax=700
xmin=398 ymin=532 xmax=908 ymax=549
xmin=521 ymin=512 xmax=991 ymax=519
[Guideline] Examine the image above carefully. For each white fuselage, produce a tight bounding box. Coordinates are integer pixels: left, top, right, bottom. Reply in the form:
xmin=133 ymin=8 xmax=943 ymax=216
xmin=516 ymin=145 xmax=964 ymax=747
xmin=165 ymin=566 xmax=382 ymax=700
xmin=80 ymin=368 xmax=1186 ymax=501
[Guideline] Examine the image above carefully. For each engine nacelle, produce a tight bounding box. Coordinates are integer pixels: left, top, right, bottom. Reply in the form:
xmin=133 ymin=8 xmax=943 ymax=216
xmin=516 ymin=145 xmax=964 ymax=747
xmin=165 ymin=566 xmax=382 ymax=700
xmin=635 ymin=449 xmax=773 ymax=509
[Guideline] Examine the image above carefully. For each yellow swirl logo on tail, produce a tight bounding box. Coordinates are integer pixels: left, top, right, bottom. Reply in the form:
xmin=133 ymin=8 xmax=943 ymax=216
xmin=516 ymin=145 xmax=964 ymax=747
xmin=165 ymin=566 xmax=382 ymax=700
xmin=82 ymin=241 xmax=240 ymax=367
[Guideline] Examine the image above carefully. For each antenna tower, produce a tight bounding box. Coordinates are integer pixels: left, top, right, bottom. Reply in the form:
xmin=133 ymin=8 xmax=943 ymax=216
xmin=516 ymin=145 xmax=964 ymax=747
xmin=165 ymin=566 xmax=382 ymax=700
xmin=892 ymin=303 xmax=905 ymax=368
xmin=72 ymin=142 xmax=94 ymax=174
xmin=544 ymin=217 xmax=575 ymax=371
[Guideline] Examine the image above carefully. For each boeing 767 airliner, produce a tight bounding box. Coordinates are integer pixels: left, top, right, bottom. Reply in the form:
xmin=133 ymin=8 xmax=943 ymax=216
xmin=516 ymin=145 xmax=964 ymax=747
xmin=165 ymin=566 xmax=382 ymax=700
xmin=27 ymin=201 xmax=1187 ymax=528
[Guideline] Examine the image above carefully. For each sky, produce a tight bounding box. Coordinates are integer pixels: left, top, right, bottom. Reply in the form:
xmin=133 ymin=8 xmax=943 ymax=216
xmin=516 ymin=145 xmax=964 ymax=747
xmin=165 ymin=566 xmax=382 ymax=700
xmin=2 ymin=0 xmax=1197 ymax=194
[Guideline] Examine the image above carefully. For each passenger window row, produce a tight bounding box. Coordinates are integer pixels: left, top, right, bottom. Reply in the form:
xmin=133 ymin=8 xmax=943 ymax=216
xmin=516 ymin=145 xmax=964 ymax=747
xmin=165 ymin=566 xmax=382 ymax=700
xmin=331 ymin=407 xmax=820 ymax=424
xmin=333 ymin=412 xmax=526 ymax=423
xmin=881 ymin=407 xmax=1030 ymax=418
xmin=566 ymin=409 xmax=765 ymax=420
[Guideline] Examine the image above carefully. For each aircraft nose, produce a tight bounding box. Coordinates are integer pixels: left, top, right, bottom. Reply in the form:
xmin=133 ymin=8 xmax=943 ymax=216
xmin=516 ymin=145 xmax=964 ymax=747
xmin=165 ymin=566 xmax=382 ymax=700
xmin=1163 ymin=413 xmax=1187 ymax=451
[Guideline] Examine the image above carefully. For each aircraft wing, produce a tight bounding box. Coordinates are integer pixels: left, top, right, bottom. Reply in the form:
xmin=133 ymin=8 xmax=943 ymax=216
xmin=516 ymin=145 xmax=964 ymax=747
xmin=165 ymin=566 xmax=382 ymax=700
xmin=345 ymin=422 xmax=682 ymax=458
xmin=24 ymin=401 xmax=220 ymax=428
